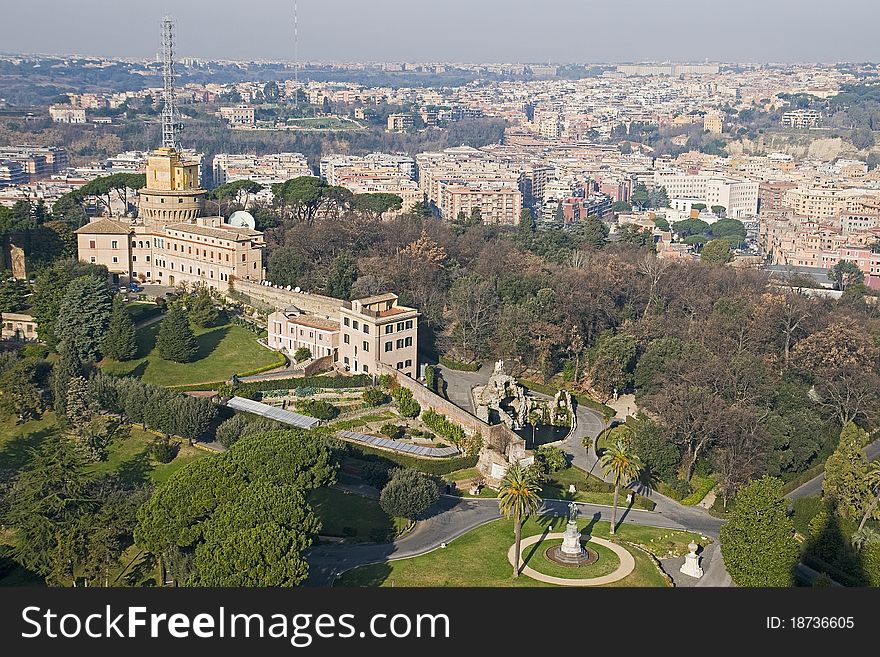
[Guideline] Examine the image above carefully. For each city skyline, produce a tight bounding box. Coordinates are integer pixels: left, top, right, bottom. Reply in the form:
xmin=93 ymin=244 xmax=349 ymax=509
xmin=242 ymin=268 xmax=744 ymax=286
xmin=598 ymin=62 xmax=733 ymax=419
xmin=2 ymin=0 xmax=880 ymax=64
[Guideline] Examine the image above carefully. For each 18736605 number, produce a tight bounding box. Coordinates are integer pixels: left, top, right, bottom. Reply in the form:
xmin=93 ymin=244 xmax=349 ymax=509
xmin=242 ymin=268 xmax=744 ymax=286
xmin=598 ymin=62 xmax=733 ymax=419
xmin=767 ymin=617 xmax=854 ymax=629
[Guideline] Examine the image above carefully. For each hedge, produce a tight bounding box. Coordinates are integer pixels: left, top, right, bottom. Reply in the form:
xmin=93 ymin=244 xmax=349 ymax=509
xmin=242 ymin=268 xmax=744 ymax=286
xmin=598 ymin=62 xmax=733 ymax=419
xmin=520 ymin=379 xmax=615 ymax=422
xmin=344 ymin=443 xmax=479 ymax=476
xmin=233 ymin=374 xmax=372 ymax=399
xmin=438 ymin=356 xmax=481 ymax=372
xmin=422 ymin=409 xmax=466 ymax=445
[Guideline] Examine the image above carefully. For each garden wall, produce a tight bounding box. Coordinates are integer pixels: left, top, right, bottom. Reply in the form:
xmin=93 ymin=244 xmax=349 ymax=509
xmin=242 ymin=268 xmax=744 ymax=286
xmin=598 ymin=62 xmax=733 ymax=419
xmin=376 ymin=363 xmax=521 ymax=455
xmin=230 ymin=280 xmax=342 ymax=318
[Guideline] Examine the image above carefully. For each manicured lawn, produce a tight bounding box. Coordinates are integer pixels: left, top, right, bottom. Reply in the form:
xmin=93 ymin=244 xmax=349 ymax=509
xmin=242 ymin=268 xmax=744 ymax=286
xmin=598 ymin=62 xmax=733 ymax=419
xmin=101 ymin=321 xmax=281 ymax=387
xmin=309 ymin=488 xmax=406 ymax=543
xmin=336 ymin=515 xmax=698 ymax=587
xmin=87 ymin=426 xmax=210 ymax=485
xmin=526 ymin=539 xmax=620 ymax=579
xmin=0 ymin=411 xmax=209 ymax=487
xmin=0 ymin=412 xmax=60 ymax=472
xmin=446 ymin=467 xmax=480 ymax=482
xmin=529 ymin=466 xmax=655 ymax=511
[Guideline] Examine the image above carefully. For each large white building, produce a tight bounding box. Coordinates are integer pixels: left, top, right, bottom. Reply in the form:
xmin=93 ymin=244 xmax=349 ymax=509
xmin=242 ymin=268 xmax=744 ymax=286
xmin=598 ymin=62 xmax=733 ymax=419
xmin=654 ymin=171 xmax=759 ymax=218
xmin=212 ymin=152 xmax=312 ymax=187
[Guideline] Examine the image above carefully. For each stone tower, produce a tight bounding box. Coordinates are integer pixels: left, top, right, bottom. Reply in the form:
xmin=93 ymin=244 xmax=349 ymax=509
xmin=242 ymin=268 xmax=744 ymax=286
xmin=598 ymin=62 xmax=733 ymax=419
xmin=138 ymin=147 xmax=205 ymax=226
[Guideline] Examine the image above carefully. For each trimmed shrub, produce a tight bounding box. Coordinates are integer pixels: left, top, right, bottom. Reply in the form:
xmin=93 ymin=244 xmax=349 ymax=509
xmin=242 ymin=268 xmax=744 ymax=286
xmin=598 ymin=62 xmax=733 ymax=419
xmin=295 ymin=399 xmax=339 ymax=420
xmin=151 ymin=437 xmax=179 ymax=464
xmin=362 ymin=387 xmax=390 ymax=407
xmin=438 ymin=355 xmax=480 ymax=371
xmin=379 ymin=468 xmax=440 ymax=520
xmin=293 ymin=347 xmax=312 ymax=363
xmin=422 ymin=409 xmax=466 ymax=445
xmin=380 ymin=423 xmax=405 ymax=440
xmin=233 ymin=374 xmax=371 ymax=400
xmin=391 ymin=386 xmax=420 ymax=418
xmin=360 ymin=461 xmax=393 ymax=488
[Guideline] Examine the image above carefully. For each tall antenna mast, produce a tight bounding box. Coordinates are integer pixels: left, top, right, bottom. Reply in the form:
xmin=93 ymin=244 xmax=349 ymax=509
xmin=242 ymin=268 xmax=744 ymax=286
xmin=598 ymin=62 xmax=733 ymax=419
xmin=293 ymin=0 xmax=299 ymax=105
xmin=161 ymin=16 xmax=179 ymax=150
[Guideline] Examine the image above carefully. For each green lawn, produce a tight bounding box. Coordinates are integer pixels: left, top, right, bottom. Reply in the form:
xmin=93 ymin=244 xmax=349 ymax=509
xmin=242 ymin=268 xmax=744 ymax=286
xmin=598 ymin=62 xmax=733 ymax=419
xmin=0 ymin=412 xmax=60 ymax=472
xmin=526 ymin=539 xmax=620 ymax=579
xmin=87 ymin=426 xmax=210 ymax=485
xmin=309 ymin=488 xmax=406 ymax=543
xmin=286 ymin=116 xmax=362 ymax=130
xmin=101 ymin=321 xmax=281 ymax=387
xmin=336 ymin=515 xmax=700 ymax=587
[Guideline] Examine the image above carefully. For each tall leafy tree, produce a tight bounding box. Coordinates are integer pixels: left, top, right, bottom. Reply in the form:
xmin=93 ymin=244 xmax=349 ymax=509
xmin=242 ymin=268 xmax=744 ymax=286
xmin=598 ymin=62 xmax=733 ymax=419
xmin=325 ymin=252 xmax=359 ymax=300
xmin=497 ymin=464 xmax=542 ymax=578
xmin=701 ymin=239 xmax=733 ymax=264
xmin=720 ymin=476 xmax=799 ymax=587
xmin=102 ymin=294 xmax=137 ymax=361
xmin=156 ymin=305 xmax=198 ymax=363
xmin=599 ymin=437 xmax=642 ymax=534
xmin=822 ymin=422 xmax=871 ymax=521
xmin=0 ymin=358 xmax=45 ymax=423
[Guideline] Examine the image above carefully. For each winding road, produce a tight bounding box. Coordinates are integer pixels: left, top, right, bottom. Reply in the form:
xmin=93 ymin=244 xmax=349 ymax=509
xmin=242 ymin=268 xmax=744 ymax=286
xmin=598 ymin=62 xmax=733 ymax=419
xmin=307 ymin=366 xmax=845 ymax=588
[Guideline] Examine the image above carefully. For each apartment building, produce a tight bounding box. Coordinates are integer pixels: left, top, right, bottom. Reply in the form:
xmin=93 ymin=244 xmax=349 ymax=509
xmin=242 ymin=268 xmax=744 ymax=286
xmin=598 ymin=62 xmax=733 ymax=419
xmin=218 ymin=105 xmax=256 ymax=126
xmin=268 ymin=308 xmax=339 ymax=359
xmin=386 ymin=113 xmax=414 ymax=133
xmin=781 ymin=109 xmax=821 ymax=128
xmin=319 ymin=153 xmax=415 ymax=185
xmin=338 ymin=293 xmax=419 ymax=378
xmin=49 ymin=106 xmax=86 ymax=124
xmin=703 ymin=111 xmax=724 ymax=134
xmin=758 ymin=181 xmax=797 ymax=213
xmin=212 ymin=152 xmax=311 ymax=187
xmin=654 ymin=171 xmax=759 ymax=218
xmin=439 ymin=182 xmax=523 ymax=226
xmin=782 ymin=187 xmax=880 ymax=221
xmin=0 ymin=146 xmax=68 ymax=180
xmin=0 ymin=161 xmax=28 ymax=187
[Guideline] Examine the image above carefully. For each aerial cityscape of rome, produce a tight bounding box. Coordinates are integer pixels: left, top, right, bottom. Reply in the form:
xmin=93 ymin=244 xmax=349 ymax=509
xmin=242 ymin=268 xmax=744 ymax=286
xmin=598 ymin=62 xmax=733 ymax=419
xmin=1 ymin=0 xmax=879 ymax=604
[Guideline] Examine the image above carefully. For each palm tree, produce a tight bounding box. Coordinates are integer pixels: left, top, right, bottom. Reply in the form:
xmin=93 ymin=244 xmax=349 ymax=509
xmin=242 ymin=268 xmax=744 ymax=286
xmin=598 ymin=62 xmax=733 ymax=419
xmin=497 ymin=465 xmax=542 ymax=578
xmin=856 ymin=462 xmax=880 ymax=534
xmin=599 ymin=438 xmax=642 ymax=535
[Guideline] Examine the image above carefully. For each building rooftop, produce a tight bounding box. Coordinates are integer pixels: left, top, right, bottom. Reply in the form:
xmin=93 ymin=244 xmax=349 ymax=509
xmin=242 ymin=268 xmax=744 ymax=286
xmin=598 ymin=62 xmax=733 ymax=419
xmin=278 ymin=311 xmax=339 ymax=332
xmin=74 ymin=218 xmax=132 ymax=235
xmin=165 ymin=221 xmax=262 ymax=241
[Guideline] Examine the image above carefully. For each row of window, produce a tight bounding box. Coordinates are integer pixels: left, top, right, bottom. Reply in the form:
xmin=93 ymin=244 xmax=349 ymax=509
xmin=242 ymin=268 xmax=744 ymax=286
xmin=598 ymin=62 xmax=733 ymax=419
xmin=384 ymin=337 xmax=413 ymax=351
xmin=341 ymin=317 xmax=416 ymax=335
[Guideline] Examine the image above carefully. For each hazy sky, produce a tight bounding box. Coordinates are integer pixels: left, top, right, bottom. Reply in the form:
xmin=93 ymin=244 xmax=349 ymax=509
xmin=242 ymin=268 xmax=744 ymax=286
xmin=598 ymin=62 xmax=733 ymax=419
xmin=1 ymin=0 xmax=878 ymax=63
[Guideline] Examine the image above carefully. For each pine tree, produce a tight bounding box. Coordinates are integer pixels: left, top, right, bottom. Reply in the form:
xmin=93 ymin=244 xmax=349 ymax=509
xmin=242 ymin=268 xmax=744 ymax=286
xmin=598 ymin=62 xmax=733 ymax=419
xmin=55 ymin=275 xmax=112 ymax=362
xmin=101 ymin=295 xmax=137 ymax=361
xmin=65 ymin=375 xmax=91 ymax=427
xmin=51 ymin=339 xmax=85 ymax=416
xmin=156 ymin=305 xmax=199 ymax=363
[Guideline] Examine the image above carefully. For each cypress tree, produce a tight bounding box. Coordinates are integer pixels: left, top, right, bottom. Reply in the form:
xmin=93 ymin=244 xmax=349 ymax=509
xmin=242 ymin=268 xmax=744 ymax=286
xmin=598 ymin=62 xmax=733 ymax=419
xmin=156 ymin=305 xmax=198 ymax=363
xmin=102 ymin=295 xmax=137 ymax=361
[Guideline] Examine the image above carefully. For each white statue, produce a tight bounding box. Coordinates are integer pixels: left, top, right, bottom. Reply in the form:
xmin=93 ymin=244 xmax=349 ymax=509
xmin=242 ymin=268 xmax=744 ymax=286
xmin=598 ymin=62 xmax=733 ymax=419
xmin=494 ymin=359 xmax=505 ymax=374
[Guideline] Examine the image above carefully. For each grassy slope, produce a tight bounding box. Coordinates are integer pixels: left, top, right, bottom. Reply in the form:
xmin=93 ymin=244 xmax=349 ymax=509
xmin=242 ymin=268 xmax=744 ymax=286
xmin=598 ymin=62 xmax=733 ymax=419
xmin=101 ymin=321 xmax=280 ymax=386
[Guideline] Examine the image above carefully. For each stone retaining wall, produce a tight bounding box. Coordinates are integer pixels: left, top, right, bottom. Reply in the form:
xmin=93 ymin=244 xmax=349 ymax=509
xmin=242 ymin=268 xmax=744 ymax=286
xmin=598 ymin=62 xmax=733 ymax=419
xmin=230 ymin=280 xmax=342 ymax=318
xmin=376 ymin=362 xmax=524 ymax=459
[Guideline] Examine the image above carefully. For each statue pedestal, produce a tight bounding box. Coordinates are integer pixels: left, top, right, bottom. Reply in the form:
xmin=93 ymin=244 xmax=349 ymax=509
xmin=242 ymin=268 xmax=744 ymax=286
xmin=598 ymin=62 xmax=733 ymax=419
xmin=680 ymin=541 xmax=703 ymax=578
xmin=560 ymin=521 xmax=584 ymax=557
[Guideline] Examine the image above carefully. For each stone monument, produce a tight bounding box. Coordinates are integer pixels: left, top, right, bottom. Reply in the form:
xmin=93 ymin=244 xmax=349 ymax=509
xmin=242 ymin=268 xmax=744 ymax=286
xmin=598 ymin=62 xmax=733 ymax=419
xmin=560 ymin=502 xmax=585 ymax=557
xmin=545 ymin=501 xmax=598 ymax=567
xmin=680 ymin=541 xmax=704 ymax=578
